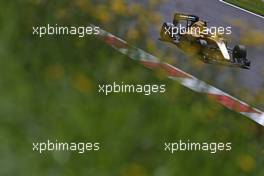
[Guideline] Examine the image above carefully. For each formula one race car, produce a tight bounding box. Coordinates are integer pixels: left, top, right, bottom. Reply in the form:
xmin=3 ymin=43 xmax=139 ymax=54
xmin=159 ymin=13 xmax=251 ymax=69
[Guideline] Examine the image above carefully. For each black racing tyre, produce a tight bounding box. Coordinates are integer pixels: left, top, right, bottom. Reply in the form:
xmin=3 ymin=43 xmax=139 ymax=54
xmin=244 ymin=60 xmax=251 ymax=67
xmin=160 ymin=23 xmax=172 ymax=41
xmin=233 ymin=45 xmax=247 ymax=59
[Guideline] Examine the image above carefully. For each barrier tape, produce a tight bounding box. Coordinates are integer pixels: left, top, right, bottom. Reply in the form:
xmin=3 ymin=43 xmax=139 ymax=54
xmin=95 ymin=27 xmax=264 ymax=126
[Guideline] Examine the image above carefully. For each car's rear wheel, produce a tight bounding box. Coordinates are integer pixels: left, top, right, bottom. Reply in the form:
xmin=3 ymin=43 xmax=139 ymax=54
xmin=160 ymin=23 xmax=173 ymax=42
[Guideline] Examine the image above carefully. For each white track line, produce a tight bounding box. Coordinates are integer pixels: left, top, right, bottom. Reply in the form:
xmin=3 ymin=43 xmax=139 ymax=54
xmin=219 ymin=0 xmax=264 ymax=19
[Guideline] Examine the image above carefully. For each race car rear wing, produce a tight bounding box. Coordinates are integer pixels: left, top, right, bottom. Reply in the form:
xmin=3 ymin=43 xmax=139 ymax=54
xmin=173 ymin=13 xmax=199 ymax=25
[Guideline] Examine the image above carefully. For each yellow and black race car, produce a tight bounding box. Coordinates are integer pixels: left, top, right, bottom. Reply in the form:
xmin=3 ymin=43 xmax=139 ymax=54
xmin=160 ymin=13 xmax=251 ymax=69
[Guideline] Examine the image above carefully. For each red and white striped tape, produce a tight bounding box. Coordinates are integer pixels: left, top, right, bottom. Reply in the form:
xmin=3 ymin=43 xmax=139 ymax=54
xmin=95 ymin=27 xmax=264 ymax=127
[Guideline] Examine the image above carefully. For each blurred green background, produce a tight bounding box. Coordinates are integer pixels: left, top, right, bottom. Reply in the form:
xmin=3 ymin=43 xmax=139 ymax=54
xmin=225 ymin=0 xmax=264 ymax=16
xmin=0 ymin=0 xmax=263 ymax=175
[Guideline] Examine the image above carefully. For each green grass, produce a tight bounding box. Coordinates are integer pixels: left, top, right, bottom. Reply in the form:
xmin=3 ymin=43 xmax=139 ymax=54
xmin=225 ymin=0 xmax=264 ymax=16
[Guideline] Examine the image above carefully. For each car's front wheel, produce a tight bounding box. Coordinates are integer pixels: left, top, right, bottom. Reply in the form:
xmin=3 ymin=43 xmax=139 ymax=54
xmin=244 ymin=60 xmax=251 ymax=67
xmin=233 ymin=45 xmax=250 ymax=65
xmin=233 ymin=45 xmax=247 ymax=59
